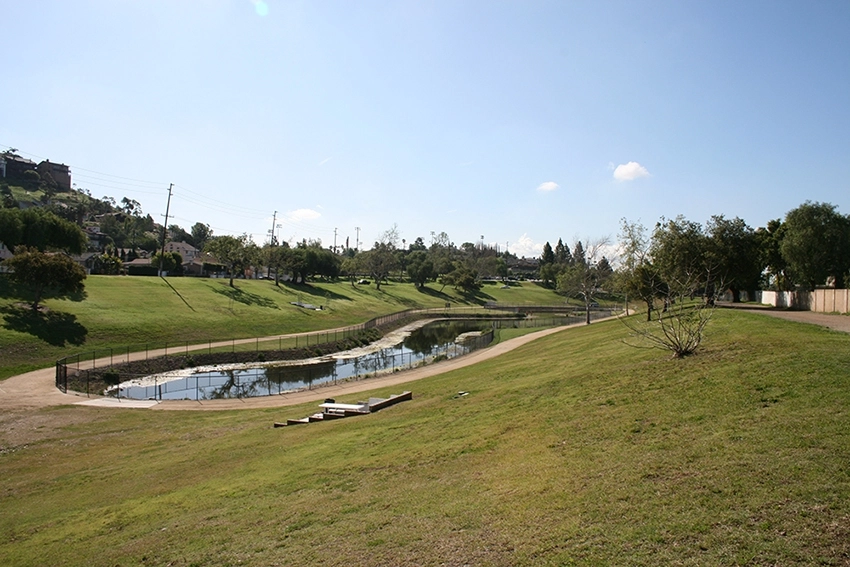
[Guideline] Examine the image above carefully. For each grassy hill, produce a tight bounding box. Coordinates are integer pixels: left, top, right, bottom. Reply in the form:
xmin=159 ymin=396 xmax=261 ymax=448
xmin=0 ymin=275 xmax=566 ymax=379
xmin=1 ymin=309 xmax=848 ymax=565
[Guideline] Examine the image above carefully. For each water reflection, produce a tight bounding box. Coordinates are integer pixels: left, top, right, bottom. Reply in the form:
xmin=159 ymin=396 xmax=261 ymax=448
xmin=403 ymin=320 xmax=489 ymax=355
xmin=117 ymin=320 xmax=492 ymax=401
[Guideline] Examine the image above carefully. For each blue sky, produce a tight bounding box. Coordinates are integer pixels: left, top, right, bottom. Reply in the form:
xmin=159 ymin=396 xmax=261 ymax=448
xmin=2 ymin=1 xmax=848 ymax=258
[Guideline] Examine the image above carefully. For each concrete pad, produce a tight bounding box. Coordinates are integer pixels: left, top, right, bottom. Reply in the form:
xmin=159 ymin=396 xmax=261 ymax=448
xmin=75 ymin=398 xmax=160 ymax=408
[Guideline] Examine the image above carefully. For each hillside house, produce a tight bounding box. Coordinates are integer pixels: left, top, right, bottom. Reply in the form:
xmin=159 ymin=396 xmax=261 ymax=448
xmin=36 ymin=160 xmax=72 ymax=191
xmin=1 ymin=154 xmax=37 ymax=178
xmin=84 ymin=226 xmax=110 ymax=252
xmin=164 ymin=241 xmax=199 ymax=262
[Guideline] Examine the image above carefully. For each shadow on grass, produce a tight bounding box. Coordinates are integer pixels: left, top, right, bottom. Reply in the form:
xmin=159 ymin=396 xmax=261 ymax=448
xmin=208 ymin=283 xmax=280 ymax=309
xmin=1 ymin=305 xmax=88 ymax=346
xmin=461 ymin=288 xmax=496 ymax=304
xmin=416 ymin=285 xmax=454 ymax=302
xmin=0 ymin=275 xmax=88 ymax=303
xmin=160 ymin=277 xmax=195 ymax=312
xmin=278 ymin=281 xmax=352 ymax=301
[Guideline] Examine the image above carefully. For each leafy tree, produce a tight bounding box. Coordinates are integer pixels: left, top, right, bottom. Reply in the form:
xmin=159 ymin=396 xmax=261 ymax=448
xmin=539 ymin=262 xmax=561 ymax=288
xmin=3 ymin=247 xmax=86 ymax=310
xmin=360 ymin=242 xmax=398 ymax=290
xmin=303 ymin=245 xmax=340 ymax=281
xmin=554 ymin=238 xmax=572 ymax=265
xmin=495 ymin=257 xmax=508 ymax=281
xmin=0 ymin=208 xmax=87 ymax=254
xmin=440 ymin=262 xmax=480 ymax=294
xmin=406 ymin=250 xmax=435 ymax=288
xmin=21 ymin=169 xmax=41 ymax=191
xmin=191 ymin=222 xmax=213 ymax=251
xmin=409 ymin=236 xmax=427 ymax=251
xmin=168 ymin=224 xmax=192 ymax=245
xmin=540 ymin=241 xmax=555 ymax=265
xmin=757 ymin=219 xmax=791 ymax=291
xmin=151 ymin=251 xmax=183 ymax=274
xmin=621 ymin=262 xmax=668 ymax=321
xmin=97 ymin=215 xmax=124 ymax=247
xmin=650 ymin=216 xmax=712 ymax=297
xmin=572 ymin=241 xmax=586 ymax=267
xmin=705 ymin=215 xmax=763 ymax=302
xmin=359 ymin=227 xmax=400 ymax=290
xmin=120 ymin=197 xmax=142 ymax=216
xmin=557 ymin=238 xmax=611 ymax=324
xmin=91 ymin=254 xmax=123 ymax=275
xmin=205 ymin=234 xmax=253 ymax=287
xmin=285 ymin=247 xmax=309 ymax=283
xmin=596 ymin=256 xmax=614 ymax=281
xmin=1 ymin=183 xmax=17 ymax=209
xmin=780 ymin=201 xmax=850 ymax=289
xmin=340 ymin=256 xmax=360 ymax=286
xmin=264 ymin=242 xmax=291 ymax=286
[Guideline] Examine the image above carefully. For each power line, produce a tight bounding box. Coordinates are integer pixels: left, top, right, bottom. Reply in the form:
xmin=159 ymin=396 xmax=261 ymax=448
xmin=2 ymin=143 xmax=338 ymax=241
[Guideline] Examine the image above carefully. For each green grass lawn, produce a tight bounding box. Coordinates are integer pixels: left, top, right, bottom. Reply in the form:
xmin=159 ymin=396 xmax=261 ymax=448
xmin=0 ymin=275 xmax=567 ymax=379
xmin=1 ymin=309 xmax=848 ymax=565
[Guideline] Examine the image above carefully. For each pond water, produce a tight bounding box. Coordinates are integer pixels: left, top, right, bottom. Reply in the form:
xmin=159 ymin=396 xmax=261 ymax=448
xmin=113 ymin=320 xmax=493 ymax=401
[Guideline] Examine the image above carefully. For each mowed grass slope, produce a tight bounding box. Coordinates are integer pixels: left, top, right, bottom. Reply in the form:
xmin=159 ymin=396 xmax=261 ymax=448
xmin=1 ymin=309 xmax=848 ymax=566
xmin=0 ymin=276 xmax=559 ymax=378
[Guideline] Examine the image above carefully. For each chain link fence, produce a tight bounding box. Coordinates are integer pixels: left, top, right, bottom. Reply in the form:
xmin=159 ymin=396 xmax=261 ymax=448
xmin=74 ymin=330 xmax=495 ymax=401
xmin=55 ymin=305 xmax=614 ymax=398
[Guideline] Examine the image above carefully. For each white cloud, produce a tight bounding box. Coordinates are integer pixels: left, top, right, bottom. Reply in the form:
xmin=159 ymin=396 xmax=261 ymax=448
xmin=511 ymin=233 xmax=544 ymax=258
xmin=286 ymin=208 xmax=321 ymax=222
xmin=613 ymin=161 xmax=650 ymax=181
xmin=536 ymin=181 xmax=559 ymax=192
xmin=318 ymin=157 xmax=331 ymax=166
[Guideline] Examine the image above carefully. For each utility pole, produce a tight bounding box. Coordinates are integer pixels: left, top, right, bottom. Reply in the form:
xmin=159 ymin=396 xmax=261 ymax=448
xmin=333 ymin=227 xmax=338 ymax=254
xmin=269 ymin=211 xmax=277 ymax=246
xmin=157 ymin=183 xmax=173 ymax=277
xmin=355 ymin=226 xmax=361 ymax=252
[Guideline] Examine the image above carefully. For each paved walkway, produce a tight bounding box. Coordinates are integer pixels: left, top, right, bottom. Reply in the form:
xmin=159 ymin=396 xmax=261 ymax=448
xmin=0 ymin=323 xmax=583 ymax=411
xmin=734 ymin=306 xmax=850 ymax=333
xmin=2 ymin=309 xmax=847 ymax=412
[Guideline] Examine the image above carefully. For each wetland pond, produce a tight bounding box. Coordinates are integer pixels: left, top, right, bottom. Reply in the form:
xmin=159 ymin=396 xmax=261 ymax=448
xmin=111 ymin=320 xmax=494 ymax=401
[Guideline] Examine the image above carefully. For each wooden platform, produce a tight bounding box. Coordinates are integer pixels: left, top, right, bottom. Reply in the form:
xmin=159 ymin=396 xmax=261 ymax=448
xmin=274 ymin=391 xmax=412 ymax=427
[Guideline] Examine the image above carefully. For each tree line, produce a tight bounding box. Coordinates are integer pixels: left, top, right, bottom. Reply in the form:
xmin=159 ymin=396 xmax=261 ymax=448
xmin=2 ymin=169 xmax=848 ymax=311
xmin=536 ymin=201 xmax=850 ymax=307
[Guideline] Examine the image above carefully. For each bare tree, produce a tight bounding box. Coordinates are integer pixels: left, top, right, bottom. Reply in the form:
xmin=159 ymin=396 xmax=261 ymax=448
xmin=619 ymin=216 xmax=723 ymax=357
xmin=619 ymin=272 xmax=722 ymax=358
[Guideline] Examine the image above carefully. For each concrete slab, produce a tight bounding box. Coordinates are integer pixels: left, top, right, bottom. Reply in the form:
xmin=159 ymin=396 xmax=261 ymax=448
xmin=75 ymin=398 xmax=160 ymax=408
